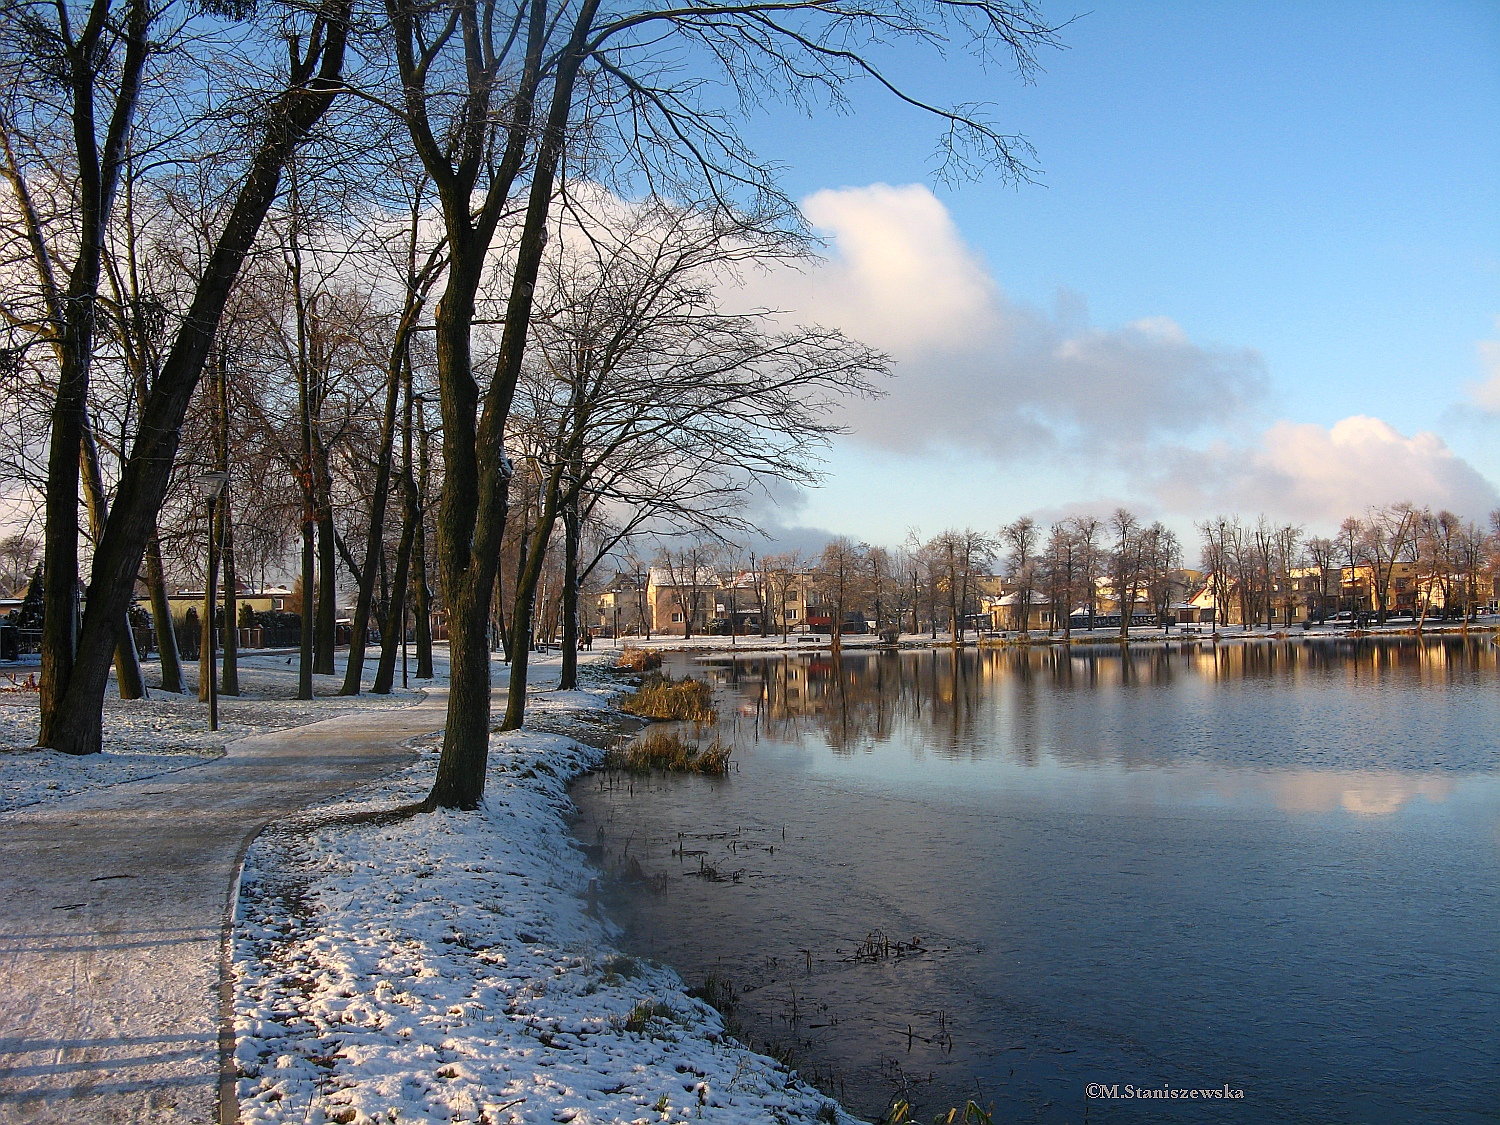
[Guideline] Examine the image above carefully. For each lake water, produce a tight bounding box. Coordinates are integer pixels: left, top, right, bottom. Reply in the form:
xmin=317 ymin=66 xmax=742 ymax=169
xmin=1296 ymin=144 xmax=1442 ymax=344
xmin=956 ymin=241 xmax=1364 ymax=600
xmin=570 ymin=639 xmax=1500 ymax=1124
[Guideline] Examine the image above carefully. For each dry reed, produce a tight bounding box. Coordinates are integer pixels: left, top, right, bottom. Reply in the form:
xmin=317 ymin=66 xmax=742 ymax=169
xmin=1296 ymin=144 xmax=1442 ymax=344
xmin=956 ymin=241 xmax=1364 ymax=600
xmin=604 ymin=728 xmax=733 ymax=775
xmin=618 ymin=673 xmax=716 ymax=722
xmin=617 ymin=646 xmax=663 ymax=672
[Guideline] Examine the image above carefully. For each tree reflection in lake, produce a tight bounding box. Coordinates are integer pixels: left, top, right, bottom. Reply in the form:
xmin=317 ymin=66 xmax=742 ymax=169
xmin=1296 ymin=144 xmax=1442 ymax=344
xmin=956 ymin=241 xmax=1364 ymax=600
xmin=698 ymin=637 xmax=1500 ymax=774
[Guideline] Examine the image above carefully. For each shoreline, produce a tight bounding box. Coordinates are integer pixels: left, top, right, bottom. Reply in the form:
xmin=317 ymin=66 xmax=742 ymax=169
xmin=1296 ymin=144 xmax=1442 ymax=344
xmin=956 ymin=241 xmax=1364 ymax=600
xmin=230 ymin=658 xmax=859 ymax=1125
xmin=595 ymin=623 xmax=1498 ymax=658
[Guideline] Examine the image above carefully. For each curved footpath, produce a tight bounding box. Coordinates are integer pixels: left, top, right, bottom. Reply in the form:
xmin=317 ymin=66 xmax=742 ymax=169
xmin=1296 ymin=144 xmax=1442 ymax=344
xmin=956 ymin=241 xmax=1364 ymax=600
xmin=0 ymin=687 xmax=452 ymax=1125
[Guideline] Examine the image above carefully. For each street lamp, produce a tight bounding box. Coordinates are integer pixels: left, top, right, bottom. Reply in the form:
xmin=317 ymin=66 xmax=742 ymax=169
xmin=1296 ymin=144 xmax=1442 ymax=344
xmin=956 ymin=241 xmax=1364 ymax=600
xmin=196 ymin=470 xmax=228 ymax=732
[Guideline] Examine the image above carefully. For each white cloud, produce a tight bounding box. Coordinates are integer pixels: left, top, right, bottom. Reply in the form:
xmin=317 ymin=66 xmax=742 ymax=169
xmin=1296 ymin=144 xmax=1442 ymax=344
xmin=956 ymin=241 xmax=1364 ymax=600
xmin=1137 ymin=416 xmax=1499 ymax=526
xmin=725 ymin=183 xmax=1499 ymax=531
xmin=739 ymin=183 xmax=1269 ymax=459
xmin=1468 ymin=318 xmax=1500 ymax=411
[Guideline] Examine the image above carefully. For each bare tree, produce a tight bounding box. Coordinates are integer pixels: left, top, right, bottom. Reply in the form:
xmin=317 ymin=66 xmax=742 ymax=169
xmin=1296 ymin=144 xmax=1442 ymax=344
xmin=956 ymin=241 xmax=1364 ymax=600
xmin=2 ymin=0 xmax=156 ymax=725
xmin=928 ymin=528 xmax=994 ymax=643
xmin=22 ymin=0 xmax=355 ymax=753
xmin=1305 ymin=536 xmax=1336 ymax=623
xmin=1068 ymin=515 xmax=1104 ymax=631
xmin=0 ymin=536 xmax=39 ymax=597
xmin=1001 ymin=516 xmax=1038 ymax=633
xmin=1108 ymin=508 xmax=1144 ymax=640
xmin=379 ymin=0 xmax=1060 ymax=807
xmin=1453 ymin=519 xmax=1490 ymax=627
xmin=1359 ymin=503 xmax=1419 ymax=624
xmin=1042 ymin=522 xmax=1080 ymax=640
xmin=495 ymin=195 xmax=882 ymax=720
xmin=761 ymin=551 xmax=807 ymax=640
xmin=340 ymin=182 xmax=448 ymax=695
xmin=1139 ymin=521 xmax=1182 ymax=629
xmin=1197 ymin=518 xmax=1234 ymax=632
xmin=658 ymin=541 xmax=714 ymax=640
xmin=1268 ymin=522 xmax=1300 ymax=629
xmin=814 ymin=537 xmax=868 ymax=655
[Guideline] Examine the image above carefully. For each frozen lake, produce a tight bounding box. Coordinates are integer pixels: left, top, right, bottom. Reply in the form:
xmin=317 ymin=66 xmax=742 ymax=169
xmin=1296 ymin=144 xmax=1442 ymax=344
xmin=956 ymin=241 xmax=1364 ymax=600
xmin=571 ymin=639 xmax=1500 ymax=1123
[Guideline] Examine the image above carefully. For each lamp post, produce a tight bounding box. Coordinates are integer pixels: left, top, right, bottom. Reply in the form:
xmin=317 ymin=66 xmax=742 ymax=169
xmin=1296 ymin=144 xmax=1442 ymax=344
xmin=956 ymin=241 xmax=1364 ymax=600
xmin=196 ymin=470 xmax=228 ymax=731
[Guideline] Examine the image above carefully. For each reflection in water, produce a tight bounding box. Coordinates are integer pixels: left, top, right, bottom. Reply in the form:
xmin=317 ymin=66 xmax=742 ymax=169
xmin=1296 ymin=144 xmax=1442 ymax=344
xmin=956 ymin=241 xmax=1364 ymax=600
xmin=573 ymin=638 xmax=1500 ymax=1124
xmin=1264 ymin=770 xmax=1455 ymax=815
xmin=702 ymin=637 xmax=1500 ymax=785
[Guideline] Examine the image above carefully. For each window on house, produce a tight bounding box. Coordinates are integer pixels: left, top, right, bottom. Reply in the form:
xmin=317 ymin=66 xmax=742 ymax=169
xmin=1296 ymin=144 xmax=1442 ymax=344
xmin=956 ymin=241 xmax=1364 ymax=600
xmin=785 ymin=609 xmax=795 ymax=620
xmin=272 ymin=597 xmax=284 ymax=610
xmin=672 ymin=612 xmax=683 ymax=623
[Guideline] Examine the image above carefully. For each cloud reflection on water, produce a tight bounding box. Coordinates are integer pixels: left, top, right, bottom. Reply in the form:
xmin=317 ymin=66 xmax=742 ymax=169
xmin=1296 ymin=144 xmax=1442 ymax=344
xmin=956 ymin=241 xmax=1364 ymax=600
xmin=1250 ymin=769 xmax=1455 ymax=815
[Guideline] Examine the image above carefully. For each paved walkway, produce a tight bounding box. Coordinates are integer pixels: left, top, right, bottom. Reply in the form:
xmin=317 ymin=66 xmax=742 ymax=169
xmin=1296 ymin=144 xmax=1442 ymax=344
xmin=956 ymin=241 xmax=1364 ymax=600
xmin=0 ymin=689 xmax=452 ymax=1124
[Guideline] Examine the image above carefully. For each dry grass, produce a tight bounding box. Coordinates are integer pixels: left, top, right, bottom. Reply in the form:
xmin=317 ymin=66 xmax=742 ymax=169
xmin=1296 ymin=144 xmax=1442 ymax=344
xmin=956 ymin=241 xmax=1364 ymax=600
xmin=617 ymin=646 xmax=663 ymax=672
xmin=604 ymin=728 xmax=733 ymax=775
xmin=618 ymin=673 xmax=716 ymax=722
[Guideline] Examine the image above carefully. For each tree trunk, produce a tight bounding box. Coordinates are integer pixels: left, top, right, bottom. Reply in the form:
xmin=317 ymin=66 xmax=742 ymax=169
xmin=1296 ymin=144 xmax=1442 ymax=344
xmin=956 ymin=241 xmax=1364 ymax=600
xmin=495 ymin=570 xmax=511 ymax=663
xmin=314 ymin=499 xmax=337 ymax=675
xmin=31 ymin=2 xmax=352 ymax=754
xmin=298 ymin=518 xmax=314 ymax=700
xmin=420 ymin=0 xmax=599 ymax=808
xmin=374 ymin=379 xmax=419 ymax=695
xmin=220 ymin=494 xmax=239 ymax=695
xmin=511 ymin=507 xmax=531 ymax=650
xmin=412 ymin=413 xmax=434 ymax=679
xmin=218 ymin=358 xmax=238 ymax=696
xmin=38 ymin=346 xmax=84 ymax=749
xmin=378 ymin=536 xmax=389 ymax=631
xmin=198 ymin=499 xmax=220 ymax=702
xmin=427 ymin=572 xmax=494 ymax=809
xmin=145 ymin=530 xmax=182 ymax=691
xmin=559 ymin=500 xmax=579 ymax=690
xmin=422 ymin=255 xmax=510 ymax=808
xmin=80 ymin=423 xmax=144 ymax=700
xmin=339 ymin=344 xmax=404 ymax=694
xmin=372 ymin=510 xmax=414 ymax=694
xmin=412 ymin=514 xmax=434 ymax=679
xmin=501 ymin=469 xmax=563 ymax=730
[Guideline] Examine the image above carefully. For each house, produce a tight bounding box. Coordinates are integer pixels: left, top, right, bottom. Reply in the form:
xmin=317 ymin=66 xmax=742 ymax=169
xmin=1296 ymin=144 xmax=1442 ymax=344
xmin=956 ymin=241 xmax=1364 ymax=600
xmin=166 ymin=584 xmax=296 ymax=624
xmin=1340 ymin=562 xmax=1421 ymax=617
xmin=711 ymin=571 xmax=765 ymax=634
xmin=645 ymin=566 xmax=718 ymax=636
xmin=762 ymin=569 xmax=818 ymax=632
xmin=982 ymin=592 xmax=1052 ymax=632
xmin=594 ymin=573 xmax=648 ymax=637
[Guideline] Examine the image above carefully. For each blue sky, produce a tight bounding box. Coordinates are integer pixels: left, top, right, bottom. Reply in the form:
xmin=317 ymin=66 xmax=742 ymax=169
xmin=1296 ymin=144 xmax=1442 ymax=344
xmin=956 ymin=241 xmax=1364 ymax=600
xmin=730 ymin=1 xmax=1500 ymax=548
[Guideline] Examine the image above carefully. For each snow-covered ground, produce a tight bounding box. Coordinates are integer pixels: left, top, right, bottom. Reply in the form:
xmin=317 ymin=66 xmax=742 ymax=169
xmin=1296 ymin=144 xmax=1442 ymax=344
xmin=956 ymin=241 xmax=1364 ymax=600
xmin=0 ymin=650 xmax=437 ymax=812
xmin=232 ymin=666 xmax=853 ymax=1125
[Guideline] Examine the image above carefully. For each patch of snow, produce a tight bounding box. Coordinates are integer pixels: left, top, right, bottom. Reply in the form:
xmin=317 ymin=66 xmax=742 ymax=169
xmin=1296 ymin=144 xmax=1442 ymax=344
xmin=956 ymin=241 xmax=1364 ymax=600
xmin=233 ymin=685 xmax=855 ymax=1125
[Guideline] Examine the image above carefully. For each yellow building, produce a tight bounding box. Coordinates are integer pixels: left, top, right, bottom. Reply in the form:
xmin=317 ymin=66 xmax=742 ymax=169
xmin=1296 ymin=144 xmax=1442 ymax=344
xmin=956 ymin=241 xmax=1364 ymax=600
xmin=165 ymin=585 xmax=296 ymax=624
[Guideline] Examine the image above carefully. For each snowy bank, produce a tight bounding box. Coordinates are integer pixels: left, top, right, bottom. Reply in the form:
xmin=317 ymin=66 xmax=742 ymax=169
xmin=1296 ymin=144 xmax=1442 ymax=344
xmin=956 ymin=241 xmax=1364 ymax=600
xmin=232 ymin=682 xmax=855 ymax=1125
